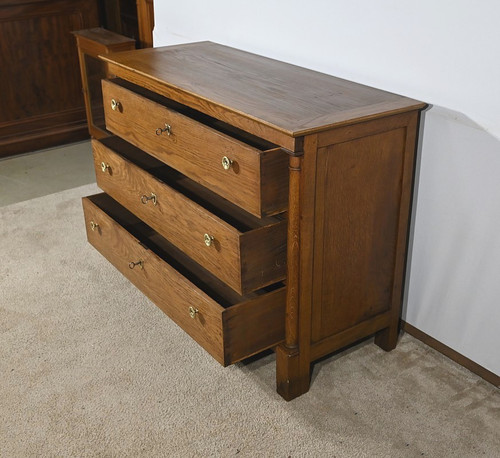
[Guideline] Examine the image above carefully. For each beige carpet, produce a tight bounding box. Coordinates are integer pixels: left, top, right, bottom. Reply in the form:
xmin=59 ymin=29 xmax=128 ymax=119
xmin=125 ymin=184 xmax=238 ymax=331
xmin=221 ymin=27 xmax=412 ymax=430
xmin=1 ymin=183 xmax=499 ymax=457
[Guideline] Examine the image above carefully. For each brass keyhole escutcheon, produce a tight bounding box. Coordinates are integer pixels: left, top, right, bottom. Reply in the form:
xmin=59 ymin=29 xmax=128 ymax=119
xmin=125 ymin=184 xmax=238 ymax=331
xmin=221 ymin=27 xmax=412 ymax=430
xmin=128 ymin=260 xmax=144 ymax=270
xmin=204 ymin=233 xmax=214 ymax=247
xmin=221 ymin=156 xmax=233 ymax=170
xmin=90 ymin=221 xmax=99 ymax=231
xmin=141 ymin=193 xmax=157 ymax=206
xmin=110 ymin=99 xmax=120 ymax=111
xmin=189 ymin=306 xmax=199 ymax=319
xmin=101 ymin=162 xmax=110 ymax=173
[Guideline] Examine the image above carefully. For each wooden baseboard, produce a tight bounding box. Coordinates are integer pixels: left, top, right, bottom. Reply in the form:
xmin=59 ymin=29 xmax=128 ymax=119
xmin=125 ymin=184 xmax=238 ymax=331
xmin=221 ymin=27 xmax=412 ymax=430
xmin=0 ymin=107 xmax=89 ymax=158
xmin=401 ymin=321 xmax=499 ymax=388
xmin=0 ymin=122 xmax=89 ymax=158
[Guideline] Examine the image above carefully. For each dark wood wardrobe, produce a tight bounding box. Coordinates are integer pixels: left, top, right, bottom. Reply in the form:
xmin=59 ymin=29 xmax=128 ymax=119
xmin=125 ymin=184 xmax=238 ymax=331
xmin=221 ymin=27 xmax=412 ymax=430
xmin=0 ymin=0 xmax=153 ymax=158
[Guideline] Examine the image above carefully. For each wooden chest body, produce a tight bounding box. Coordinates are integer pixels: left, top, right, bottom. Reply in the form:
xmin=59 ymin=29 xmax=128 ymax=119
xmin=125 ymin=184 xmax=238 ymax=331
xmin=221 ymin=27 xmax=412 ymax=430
xmin=82 ymin=42 xmax=426 ymax=400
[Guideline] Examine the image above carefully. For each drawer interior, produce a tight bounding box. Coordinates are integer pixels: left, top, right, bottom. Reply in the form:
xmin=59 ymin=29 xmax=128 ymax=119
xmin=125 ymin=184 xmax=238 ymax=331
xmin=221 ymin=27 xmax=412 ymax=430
xmin=87 ymin=193 xmax=283 ymax=308
xmin=109 ymin=78 xmax=277 ymax=152
xmin=98 ymin=136 xmax=285 ymax=232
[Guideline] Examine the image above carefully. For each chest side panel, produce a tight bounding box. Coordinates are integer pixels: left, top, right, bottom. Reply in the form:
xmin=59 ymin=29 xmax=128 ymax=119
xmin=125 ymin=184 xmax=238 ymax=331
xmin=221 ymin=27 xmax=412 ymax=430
xmin=311 ymin=126 xmax=408 ymax=341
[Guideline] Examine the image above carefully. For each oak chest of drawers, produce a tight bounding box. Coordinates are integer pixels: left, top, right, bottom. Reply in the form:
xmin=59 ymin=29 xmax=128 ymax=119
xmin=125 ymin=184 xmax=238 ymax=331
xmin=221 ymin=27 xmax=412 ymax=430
xmin=82 ymin=41 xmax=426 ymax=400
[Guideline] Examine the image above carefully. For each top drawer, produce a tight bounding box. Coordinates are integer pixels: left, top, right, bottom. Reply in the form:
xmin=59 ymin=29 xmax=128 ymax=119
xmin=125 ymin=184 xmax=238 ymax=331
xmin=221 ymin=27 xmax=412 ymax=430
xmin=102 ymin=79 xmax=289 ymax=218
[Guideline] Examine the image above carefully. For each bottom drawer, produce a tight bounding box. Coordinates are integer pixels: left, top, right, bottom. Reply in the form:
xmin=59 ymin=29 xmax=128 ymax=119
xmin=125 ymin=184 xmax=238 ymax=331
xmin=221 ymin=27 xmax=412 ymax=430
xmin=82 ymin=193 xmax=286 ymax=366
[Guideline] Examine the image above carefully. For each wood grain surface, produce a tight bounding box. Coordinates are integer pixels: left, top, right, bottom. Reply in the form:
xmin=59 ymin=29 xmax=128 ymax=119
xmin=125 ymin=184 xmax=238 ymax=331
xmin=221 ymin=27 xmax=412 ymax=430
xmin=92 ymin=138 xmax=287 ymax=294
xmin=311 ymin=127 xmax=407 ymax=340
xmin=82 ymin=194 xmax=286 ymax=365
xmin=84 ymin=42 xmax=427 ymax=400
xmin=100 ymin=42 xmax=426 ymax=150
xmin=0 ymin=0 xmax=99 ymax=156
xmin=102 ymin=79 xmax=288 ymax=217
xmin=73 ymin=28 xmax=136 ymax=139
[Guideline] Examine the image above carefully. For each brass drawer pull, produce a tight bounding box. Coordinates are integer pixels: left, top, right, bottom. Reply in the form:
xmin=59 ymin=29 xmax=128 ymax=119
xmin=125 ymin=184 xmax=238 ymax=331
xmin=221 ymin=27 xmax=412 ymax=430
xmin=221 ymin=156 xmax=233 ymax=170
xmin=90 ymin=221 xmax=99 ymax=231
xmin=141 ymin=192 xmax=157 ymax=206
xmin=101 ymin=162 xmax=110 ymax=173
xmin=204 ymin=233 xmax=214 ymax=247
xmin=110 ymin=99 xmax=121 ymax=111
xmin=189 ymin=306 xmax=199 ymax=319
xmin=128 ymin=260 xmax=144 ymax=270
xmin=155 ymin=123 xmax=172 ymax=136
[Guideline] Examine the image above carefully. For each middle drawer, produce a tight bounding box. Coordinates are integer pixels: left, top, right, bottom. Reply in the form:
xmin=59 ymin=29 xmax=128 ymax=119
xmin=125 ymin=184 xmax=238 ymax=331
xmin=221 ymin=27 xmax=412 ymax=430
xmin=93 ymin=137 xmax=287 ymax=295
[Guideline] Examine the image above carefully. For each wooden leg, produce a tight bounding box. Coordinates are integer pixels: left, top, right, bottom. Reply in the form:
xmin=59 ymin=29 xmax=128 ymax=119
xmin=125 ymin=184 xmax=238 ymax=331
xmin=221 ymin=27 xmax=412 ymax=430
xmin=276 ymin=345 xmax=310 ymax=401
xmin=374 ymin=319 xmax=400 ymax=351
xmin=276 ymin=153 xmax=310 ymax=401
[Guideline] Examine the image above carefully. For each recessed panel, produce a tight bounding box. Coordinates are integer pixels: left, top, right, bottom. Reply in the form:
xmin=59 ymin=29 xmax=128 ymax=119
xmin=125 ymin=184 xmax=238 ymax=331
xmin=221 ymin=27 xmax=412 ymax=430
xmin=311 ymin=128 xmax=407 ymax=341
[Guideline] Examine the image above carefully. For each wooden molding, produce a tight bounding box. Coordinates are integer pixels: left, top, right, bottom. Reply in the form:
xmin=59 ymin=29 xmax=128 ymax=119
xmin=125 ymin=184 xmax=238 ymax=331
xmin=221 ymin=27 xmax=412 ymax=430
xmin=136 ymin=0 xmax=154 ymax=48
xmin=0 ymin=120 xmax=88 ymax=158
xmin=402 ymin=321 xmax=499 ymax=388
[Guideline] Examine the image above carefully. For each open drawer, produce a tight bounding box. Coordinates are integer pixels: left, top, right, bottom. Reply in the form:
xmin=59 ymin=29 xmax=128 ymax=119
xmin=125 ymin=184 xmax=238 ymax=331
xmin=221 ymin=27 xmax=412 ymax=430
xmin=82 ymin=193 xmax=286 ymax=366
xmin=102 ymin=78 xmax=289 ymax=218
xmin=92 ymin=136 xmax=287 ymax=295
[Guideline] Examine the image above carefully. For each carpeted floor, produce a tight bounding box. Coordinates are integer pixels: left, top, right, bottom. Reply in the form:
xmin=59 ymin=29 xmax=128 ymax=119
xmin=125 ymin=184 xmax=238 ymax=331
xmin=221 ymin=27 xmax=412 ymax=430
xmin=1 ymin=183 xmax=499 ymax=457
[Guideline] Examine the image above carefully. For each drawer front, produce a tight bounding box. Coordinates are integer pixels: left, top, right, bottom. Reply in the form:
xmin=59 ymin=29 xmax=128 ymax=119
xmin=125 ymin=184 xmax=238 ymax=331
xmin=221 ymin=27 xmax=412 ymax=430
xmin=82 ymin=194 xmax=286 ymax=365
xmin=93 ymin=138 xmax=287 ymax=294
xmin=102 ymin=79 xmax=288 ymax=217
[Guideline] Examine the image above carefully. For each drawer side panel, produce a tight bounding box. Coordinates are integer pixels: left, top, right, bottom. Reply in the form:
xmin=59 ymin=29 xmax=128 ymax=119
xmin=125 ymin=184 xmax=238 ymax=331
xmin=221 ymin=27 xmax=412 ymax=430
xmin=223 ymin=288 xmax=286 ymax=365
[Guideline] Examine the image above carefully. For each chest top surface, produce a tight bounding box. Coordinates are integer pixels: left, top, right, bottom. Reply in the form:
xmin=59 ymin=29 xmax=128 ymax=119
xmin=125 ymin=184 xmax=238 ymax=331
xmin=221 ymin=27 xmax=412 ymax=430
xmin=101 ymin=41 xmax=425 ymax=143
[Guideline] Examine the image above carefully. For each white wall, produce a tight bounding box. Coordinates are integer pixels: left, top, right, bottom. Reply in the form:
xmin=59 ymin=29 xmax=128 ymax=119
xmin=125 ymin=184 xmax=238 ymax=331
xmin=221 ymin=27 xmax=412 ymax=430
xmin=153 ymin=0 xmax=500 ymax=375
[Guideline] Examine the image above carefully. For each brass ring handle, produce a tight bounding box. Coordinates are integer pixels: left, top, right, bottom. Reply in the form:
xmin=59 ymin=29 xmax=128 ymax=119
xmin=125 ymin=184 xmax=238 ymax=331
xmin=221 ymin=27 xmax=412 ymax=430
xmin=221 ymin=156 xmax=233 ymax=170
xmin=110 ymin=99 xmax=120 ymax=111
xmin=101 ymin=162 xmax=110 ymax=173
xmin=189 ymin=306 xmax=199 ymax=319
xmin=155 ymin=123 xmax=172 ymax=136
xmin=90 ymin=221 xmax=99 ymax=231
xmin=204 ymin=233 xmax=214 ymax=247
xmin=128 ymin=260 xmax=144 ymax=270
xmin=140 ymin=193 xmax=157 ymax=206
